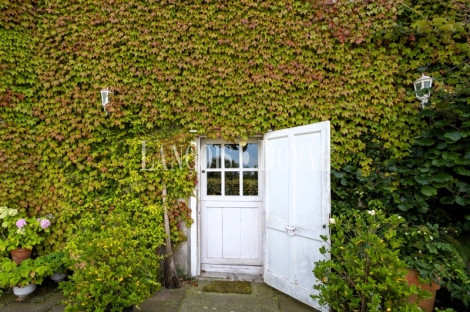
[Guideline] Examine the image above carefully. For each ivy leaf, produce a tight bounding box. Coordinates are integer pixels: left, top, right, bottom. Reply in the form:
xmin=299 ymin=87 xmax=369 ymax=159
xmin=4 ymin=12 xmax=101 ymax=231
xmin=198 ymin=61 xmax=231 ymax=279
xmin=432 ymin=17 xmax=447 ymax=25
xmin=417 ymin=204 xmax=429 ymax=213
xmin=455 ymin=23 xmax=465 ymax=32
xmin=436 ymin=142 xmax=447 ymax=149
xmin=421 ymin=185 xmax=437 ymax=196
xmin=419 ymin=109 xmax=435 ymax=117
xmin=444 ymin=131 xmax=462 ymax=142
xmin=414 ymin=137 xmax=434 ymax=146
xmin=332 ymin=170 xmax=345 ymax=178
xmin=414 ymin=175 xmax=432 ymax=185
xmin=432 ymin=159 xmax=447 ymax=167
xmin=415 ymin=20 xmax=432 ymax=33
xmin=466 ymin=215 xmax=470 ymax=221
xmin=397 ymin=204 xmax=409 ymax=211
xmin=432 ymin=173 xmax=452 ymax=182
xmin=456 ymin=181 xmax=470 ymax=193
xmin=455 ymin=196 xmax=470 ymax=206
xmin=440 ymin=197 xmax=454 ymax=204
xmin=455 ymin=166 xmax=470 ymax=176
xmin=438 ymin=24 xmax=455 ymax=32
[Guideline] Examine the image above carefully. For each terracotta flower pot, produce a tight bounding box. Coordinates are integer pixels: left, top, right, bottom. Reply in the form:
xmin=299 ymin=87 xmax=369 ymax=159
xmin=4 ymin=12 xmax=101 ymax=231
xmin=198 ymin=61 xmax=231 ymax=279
xmin=405 ymin=270 xmax=441 ymax=312
xmin=10 ymin=248 xmax=32 ymax=265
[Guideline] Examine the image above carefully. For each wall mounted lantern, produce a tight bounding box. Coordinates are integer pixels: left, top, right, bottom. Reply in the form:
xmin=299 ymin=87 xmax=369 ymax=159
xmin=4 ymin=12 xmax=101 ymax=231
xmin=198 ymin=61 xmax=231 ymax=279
xmin=413 ymin=75 xmax=433 ymax=109
xmin=100 ymin=88 xmax=113 ymax=115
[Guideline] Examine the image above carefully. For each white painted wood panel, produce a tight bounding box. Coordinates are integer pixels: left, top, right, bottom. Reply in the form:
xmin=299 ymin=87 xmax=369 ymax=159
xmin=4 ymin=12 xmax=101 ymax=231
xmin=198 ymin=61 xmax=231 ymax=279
xmin=201 ymin=201 xmax=263 ymax=266
xmin=223 ymin=208 xmax=241 ymax=259
xmin=264 ymin=121 xmax=330 ymax=312
xmin=240 ymin=208 xmax=259 ymax=259
xmin=206 ymin=208 xmax=223 ymax=259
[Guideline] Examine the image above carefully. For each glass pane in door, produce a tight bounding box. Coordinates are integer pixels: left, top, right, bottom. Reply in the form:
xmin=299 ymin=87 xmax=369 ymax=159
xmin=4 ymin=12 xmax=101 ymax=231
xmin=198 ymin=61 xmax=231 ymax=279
xmin=243 ymin=171 xmax=258 ymax=196
xmin=225 ymin=171 xmax=240 ymax=196
xmin=207 ymin=172 xmax=221 ymax=195
xmin=206 ymin=144 xmax=222 ymax=169
xmin=224 ymin=144 xmax=240 ymax=168
xmin=242 ymin=143 xmax=258 ymax=168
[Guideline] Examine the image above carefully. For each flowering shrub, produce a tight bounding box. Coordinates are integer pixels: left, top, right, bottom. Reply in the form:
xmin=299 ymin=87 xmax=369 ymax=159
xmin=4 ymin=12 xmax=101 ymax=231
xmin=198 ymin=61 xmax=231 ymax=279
xmin=0 ymin=207 xmax=51 ymax=252
xmin=400 ymin=223 xmax=470 ymax=306
xmin=312 ymin=203 xmax=429 ymax=311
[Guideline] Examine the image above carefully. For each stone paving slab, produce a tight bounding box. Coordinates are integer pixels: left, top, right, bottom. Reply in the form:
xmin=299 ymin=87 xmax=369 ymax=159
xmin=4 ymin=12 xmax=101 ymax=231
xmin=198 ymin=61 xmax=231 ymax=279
xmin=0 ymin=286 xmax=64 ymax=312
xmin=180 ymin=281 xmax=280 ymax=312
xmin=276 ymin=290 xmax=320 ymax=312
xmin=139 ymin=284 xmax=188 ymax=312
xmin=0 ymin=279 xmax=319 ymax=312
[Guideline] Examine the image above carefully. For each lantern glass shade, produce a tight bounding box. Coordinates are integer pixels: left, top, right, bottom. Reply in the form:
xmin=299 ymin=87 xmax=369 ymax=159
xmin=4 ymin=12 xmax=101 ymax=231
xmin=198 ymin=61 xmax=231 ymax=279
xmin=101 ymin=89 xmax=110 ymax=107
xmin=413 ymin=75 xmax=433 ymax=92
xmin=413 ymin=75 xmax=433 ymax=108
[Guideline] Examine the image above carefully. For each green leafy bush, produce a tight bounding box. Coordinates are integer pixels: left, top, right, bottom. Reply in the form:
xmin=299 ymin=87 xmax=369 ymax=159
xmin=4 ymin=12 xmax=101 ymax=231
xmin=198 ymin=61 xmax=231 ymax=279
xmin=312 ymin=205 xmax=428 ymax=311
xmin=400 ymin=223 xmax=470 ymax=306
xmin=42 ymin=250 xmax=67 ymax=274
xmin=60 ymin=213 xmax=161 ymax=311
xmin=0 ymin=256 xmax=53 ymax=287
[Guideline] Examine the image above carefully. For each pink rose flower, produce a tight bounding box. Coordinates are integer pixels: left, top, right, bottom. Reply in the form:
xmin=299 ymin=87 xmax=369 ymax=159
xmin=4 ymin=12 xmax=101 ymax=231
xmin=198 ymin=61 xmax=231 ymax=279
xmin=16 ymin=219 xmax=27 ymax=229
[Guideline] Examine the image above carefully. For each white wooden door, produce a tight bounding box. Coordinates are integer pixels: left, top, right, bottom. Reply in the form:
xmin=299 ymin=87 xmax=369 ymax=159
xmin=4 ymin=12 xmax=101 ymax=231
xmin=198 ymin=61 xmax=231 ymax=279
xmin=264 ymin=122 xmax=330 ymax=312
xmin=200 ymin=139 xmax=263 ymax=273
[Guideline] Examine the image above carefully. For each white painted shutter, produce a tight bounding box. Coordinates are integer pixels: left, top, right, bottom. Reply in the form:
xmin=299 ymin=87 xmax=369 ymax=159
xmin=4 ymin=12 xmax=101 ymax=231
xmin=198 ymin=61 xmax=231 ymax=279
xmin=263 ymin=122 xmax=330 ymax=312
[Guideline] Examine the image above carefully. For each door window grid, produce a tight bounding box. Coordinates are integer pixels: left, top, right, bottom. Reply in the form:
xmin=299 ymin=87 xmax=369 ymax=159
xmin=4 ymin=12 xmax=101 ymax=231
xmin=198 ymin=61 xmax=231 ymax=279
xmin=205 ymin=143 xmax=259 ymax=196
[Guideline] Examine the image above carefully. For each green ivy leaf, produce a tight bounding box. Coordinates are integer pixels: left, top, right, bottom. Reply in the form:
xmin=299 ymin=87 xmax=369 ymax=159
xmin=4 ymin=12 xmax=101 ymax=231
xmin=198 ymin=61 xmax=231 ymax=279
xmin=436 ymin=142 xmax=447 ymax=149
xmin=421 ymin=185 xmax=437 ymax=196
xmin=444 ymin=131 xmax=462 ymax=142
xmin=432 ymin=17 xmax=447 ymax=25
xmin=432 ymin=173 xmax=452 ymax=182
xmin=455 ymin=196 xmax=470 ymax=206
xmin=455 ymin=166 xmax=470 ymax=176
xmin=440 ymin=197 xmax=455 ymax=204
xmin=456 ymin=181 xmax=470 ymax=193
xmin=438 ymin=24 xmax=455 ymax=32
xmin=414 ymin=175 xmax=432 ymax=185
xmin=414 ymin=137 xmax=434 ymax=146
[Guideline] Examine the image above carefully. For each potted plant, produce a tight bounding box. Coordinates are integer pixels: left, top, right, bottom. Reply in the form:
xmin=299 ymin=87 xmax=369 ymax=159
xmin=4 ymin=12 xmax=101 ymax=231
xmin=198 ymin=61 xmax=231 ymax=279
xmin=60 ymin=213 xmax=161 ymax=312
xmin=43 ymin=250 xmax=68 ymax=282
xmin=312 ymin=203 xmax=429 ymax=311
xmin=0 ymin=256 xmax=53 ymax=298
xmin=0 ymin=206 xmax=51 ymax=264
xmin=400 ymin=223 xmax=470 ymax=311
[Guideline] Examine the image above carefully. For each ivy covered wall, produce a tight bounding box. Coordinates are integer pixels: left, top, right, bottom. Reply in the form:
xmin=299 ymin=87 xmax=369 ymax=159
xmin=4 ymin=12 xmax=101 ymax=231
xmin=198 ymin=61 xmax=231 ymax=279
xmin=0 ymin=0 xmax=469 ymax=248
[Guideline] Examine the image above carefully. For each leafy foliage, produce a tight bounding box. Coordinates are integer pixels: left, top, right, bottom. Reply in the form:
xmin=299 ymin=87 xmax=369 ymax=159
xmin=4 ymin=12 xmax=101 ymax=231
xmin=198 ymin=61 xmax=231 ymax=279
xmin=400 ymin=222 xmax=470 ymax=305
xmin=313 ymin=206 xmax=428 ymax=311
xmin=60 ymin=212 xmax=161 ymax=311
xmin=0 ymin=0 xmax=468 ymax=278
xmin=0 ymin=256 xmax=54 ymax=287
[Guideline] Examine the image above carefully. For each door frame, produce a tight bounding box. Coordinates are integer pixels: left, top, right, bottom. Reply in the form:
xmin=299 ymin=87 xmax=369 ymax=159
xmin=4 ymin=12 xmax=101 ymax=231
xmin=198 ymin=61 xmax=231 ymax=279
xmin=190 ymin=136 xmax=265 ymax=277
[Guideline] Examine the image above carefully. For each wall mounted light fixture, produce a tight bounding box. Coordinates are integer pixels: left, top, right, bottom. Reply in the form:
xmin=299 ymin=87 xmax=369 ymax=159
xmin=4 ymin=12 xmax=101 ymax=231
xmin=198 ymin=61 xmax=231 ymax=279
xmin=413 ymin=75 xmax=433 ymax=109
xmin=100 ymin=88 xmax=113 ymax=115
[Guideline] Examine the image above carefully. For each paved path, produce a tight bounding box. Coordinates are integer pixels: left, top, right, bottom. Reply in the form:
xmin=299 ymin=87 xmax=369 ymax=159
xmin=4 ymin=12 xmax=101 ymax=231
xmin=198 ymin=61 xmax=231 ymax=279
xmin=0 ymin=279 xmax=319 ymax=312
